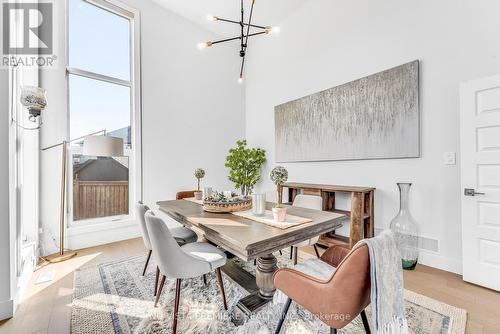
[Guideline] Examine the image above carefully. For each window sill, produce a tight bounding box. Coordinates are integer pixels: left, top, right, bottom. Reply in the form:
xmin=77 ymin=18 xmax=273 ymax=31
xmin=66 ymin=218 xmax=138 ymax=237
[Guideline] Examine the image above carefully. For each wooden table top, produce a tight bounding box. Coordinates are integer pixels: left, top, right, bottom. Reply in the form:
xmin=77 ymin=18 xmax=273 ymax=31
xmin=157 ymin=200 xmax=345 ymax=261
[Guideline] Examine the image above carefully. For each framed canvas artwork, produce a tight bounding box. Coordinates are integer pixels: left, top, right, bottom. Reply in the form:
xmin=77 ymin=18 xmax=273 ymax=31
xmin=275 ymin=60 xmax=420 ymax=162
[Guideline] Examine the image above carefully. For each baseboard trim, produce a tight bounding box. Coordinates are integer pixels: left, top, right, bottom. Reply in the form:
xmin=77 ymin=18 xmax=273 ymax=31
xmin=0 ymin=299 xmax=13 ymax=321
xmin=418 ymin=251 xmax=462 ymax=275
xmin=65 ymin=222 xmax=141 ymax=251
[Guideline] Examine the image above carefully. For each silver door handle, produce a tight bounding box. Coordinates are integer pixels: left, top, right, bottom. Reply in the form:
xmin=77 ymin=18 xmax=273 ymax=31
xmin=464 ymin=188 xmax=485 ymax=196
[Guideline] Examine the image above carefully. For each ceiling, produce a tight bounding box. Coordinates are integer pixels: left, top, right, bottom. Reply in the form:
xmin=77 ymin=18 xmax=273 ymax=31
xmin=152 ymin=0 xmax=307 ymax=36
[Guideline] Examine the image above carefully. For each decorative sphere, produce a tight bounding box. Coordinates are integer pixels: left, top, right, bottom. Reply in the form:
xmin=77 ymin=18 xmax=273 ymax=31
xmin=194 ymin=168 xmax=205 ymax=179
xmin=270 ymin=166 xmax=288 ymax=185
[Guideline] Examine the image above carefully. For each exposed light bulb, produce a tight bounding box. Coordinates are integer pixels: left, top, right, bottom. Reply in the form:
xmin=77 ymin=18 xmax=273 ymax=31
xmin=265 ymin=26 xmax=281 ymax=34
xmin=197 ymin=41 xmax=213 ymax=50
xmin=206 ymin=14 xmax=218 ymax=21
xmin=238 ymin=76 xmax=243 ymax=84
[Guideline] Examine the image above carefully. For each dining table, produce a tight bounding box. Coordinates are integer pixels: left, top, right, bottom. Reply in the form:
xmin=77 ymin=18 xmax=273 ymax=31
xmin=157 ymin=199 xmax=345 ymax=324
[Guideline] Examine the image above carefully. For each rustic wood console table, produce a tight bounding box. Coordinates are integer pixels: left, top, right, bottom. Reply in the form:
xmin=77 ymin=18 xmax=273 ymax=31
xmin=283 ymin=182 xmax=375 ymax=248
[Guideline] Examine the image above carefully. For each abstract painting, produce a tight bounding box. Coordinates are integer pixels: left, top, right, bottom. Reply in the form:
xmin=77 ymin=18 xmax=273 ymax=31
xmin=275 ymin=60 xmax=420 ymax=162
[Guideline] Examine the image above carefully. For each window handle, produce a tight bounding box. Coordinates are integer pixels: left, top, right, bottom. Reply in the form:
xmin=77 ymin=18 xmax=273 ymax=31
xmin=464 ymin=188 xmax=485 ymax=196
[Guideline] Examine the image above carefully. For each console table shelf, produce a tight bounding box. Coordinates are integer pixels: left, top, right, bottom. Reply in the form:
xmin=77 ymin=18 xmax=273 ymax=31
xmin=284 ymin=182 xmax=375 ymax=248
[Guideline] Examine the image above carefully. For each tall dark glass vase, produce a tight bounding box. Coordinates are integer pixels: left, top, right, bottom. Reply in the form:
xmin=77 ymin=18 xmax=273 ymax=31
xmin=390 ymin=183 xmax=419 ymax=270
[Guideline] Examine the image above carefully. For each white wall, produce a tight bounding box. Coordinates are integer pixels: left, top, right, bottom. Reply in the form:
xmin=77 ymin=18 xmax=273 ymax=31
xmin=0 ymin=66 xmax=40 ymax=321
xmin=133 ymin=0 xmax=245 ymax=205
xmin=0 ymin=69 xmax=13 ymax=319
xmin=15 ymin=67 xmax=40 ymax=309
xmin=245 ymin=0 xmax=500 ymax=274
xmin=40 ymin=0 xmax=244 ymax=253
xmin=39 ymin=0 xmax=68 ymax=255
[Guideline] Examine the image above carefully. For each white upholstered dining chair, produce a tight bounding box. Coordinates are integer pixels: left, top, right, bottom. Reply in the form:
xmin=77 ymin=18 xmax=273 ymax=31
xmin=290 ymin=194 xmax=323 ymax=264
xmin=145 ymin=212 xmax=228 ymax=334
xmin=136 ymin=202 xmax=198 ymax=294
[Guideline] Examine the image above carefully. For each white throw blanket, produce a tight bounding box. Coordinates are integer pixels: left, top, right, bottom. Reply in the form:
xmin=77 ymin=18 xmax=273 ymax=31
xmin=358 ymin=230 xmax=408 ymax=334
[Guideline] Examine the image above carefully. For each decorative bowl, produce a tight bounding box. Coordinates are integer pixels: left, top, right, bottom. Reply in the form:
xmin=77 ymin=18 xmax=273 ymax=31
xmin=203 ymin=195 xmax=252 ymax=213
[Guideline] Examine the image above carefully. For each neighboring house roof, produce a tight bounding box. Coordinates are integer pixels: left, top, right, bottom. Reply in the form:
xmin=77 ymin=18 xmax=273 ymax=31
xmin=113 ymin=156 xmax=129 ymax=168
xmin=74 ymin=158 xmax=129 ymax=182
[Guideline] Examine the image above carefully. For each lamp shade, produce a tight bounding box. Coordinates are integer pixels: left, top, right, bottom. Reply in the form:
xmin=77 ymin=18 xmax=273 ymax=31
xmin=83 ymin=135 xmax=124 ymax=157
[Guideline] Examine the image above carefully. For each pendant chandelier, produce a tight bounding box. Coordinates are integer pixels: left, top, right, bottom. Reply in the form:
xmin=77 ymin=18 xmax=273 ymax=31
xmin=197 ymin=0 xmax=280 ymax=83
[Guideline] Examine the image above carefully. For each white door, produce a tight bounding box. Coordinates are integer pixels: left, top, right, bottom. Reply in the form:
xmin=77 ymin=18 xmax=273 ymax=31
xmin=460 ymin=74 xmax=500 ymax=291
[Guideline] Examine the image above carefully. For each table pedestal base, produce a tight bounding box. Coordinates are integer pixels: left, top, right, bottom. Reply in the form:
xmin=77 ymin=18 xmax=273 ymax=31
xmin=232 ymin=291 xmax=273 ymax=325
xmin=222 ymin=254 xmax=279 ymax=325
xmin=256 ymin=254 xmax=278 ymax=298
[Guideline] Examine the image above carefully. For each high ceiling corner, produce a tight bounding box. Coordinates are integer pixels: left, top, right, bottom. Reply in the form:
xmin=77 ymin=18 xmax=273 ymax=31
xmin=151 ymin=0 xmax=307 ymax=35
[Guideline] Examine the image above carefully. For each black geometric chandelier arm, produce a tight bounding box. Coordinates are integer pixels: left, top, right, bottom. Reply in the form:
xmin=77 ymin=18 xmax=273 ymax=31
xmin=202 ymin=30 xmax=269 ymax=48
xmin=239 ymin=0 xmax=255 ymax=80
xmin=243 ymin=0 xmax=255 ymax=50
xmin=198 ymin=0 xmax=280 ymax=82
xmin=211 ymin=17 xmax=267 ymax=30
xmin=239 ymin=57 xmax=246 ymax=83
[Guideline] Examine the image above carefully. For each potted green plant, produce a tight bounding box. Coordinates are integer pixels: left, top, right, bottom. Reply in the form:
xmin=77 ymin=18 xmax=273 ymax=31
xmin=225 ymin=140 xmax=266 ymax=196
xmin=270 ymin=166 xmax=288 ymax=222
xmin=194 ymin=168 xmax=205 ymax=200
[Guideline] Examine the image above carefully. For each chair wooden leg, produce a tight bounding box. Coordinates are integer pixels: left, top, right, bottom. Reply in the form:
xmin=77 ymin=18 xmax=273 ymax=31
xmin=330 ymin=328 xmax=337 ymax=334
xmin=360 ymin=310 xmax=371 ymax=334
xmin=293 ymin=247 xmax=298 ymax=265
xmin=215 ymin=268 xmax=227 ymax=310
xmin=142 ymin=250 xmax=152 ymax=276
xmin=172 ymin=279 xmax=182 ymax=334
xmin=154 ymin=275 xmax=166 ymax=307
xmin=274 ymin=298 xmax=292 ymax=334
xmin=289 ymin=246 xmax=293 ymax=259
xmin=313 ymin=244 xmax=320 ymax=258
xmin=154 ymin=266 xmax=160 ymax=296
xmin=203 ymin=274 xmax=207 ymax=285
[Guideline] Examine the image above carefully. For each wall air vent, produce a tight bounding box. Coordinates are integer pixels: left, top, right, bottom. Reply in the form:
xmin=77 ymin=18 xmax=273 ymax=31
xmin=375 ymin=228 xmax=439 ymax=253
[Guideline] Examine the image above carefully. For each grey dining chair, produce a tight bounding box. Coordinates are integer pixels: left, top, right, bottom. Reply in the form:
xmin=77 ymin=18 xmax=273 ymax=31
xmin=136 ymin=202 xmax=198 ymax=295
xmin=145 ymin=212 xmax=228 ymax=334
xmin=289 ymin=195 xmax=323 ymax=264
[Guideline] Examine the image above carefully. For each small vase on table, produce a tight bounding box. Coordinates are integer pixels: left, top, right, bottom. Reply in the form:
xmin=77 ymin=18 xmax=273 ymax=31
xmin=251 ymin=193 xmax=266 ymax=216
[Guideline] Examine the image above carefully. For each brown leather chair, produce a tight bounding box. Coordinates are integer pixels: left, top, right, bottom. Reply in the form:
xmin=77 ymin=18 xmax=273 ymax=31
xmin=273 ymin=244 xmax=371 ymax=334
xmin=176 ymin=190 xmax=197 ymax=200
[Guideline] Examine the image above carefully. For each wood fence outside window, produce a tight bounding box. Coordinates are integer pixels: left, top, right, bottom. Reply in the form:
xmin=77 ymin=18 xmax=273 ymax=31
xmin=73 ymin=181 xmax=129 ymax=221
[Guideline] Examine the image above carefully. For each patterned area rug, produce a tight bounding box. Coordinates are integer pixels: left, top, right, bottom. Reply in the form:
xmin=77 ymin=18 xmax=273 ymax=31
xmin=71 ymin=251 xmax=466 ymax=334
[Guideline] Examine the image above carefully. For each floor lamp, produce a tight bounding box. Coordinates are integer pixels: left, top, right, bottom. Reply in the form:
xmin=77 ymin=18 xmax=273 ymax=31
xmin=42 ymin=131 xmax=124 ymax=263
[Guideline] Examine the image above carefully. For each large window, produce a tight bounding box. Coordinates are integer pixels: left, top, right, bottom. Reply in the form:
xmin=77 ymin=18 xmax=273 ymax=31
xmin=68 ymin=0 xmax=140 ymax=224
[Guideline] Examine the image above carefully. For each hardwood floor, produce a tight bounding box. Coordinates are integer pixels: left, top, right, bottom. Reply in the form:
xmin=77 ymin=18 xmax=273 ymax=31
xmin=402 ymin=263 xmax=500 ymax=333
xmin=0 ymin=238 xmax=498 ymax=334
xmin=0 ymin=238 xmax=146 ymax=334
